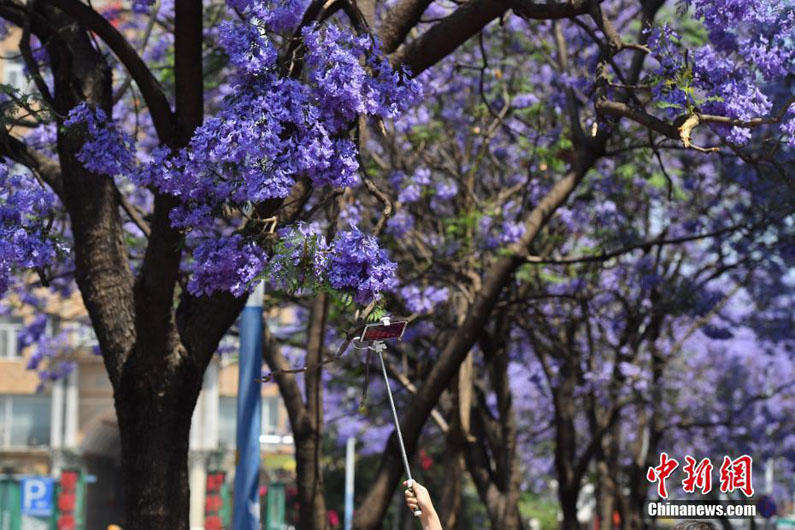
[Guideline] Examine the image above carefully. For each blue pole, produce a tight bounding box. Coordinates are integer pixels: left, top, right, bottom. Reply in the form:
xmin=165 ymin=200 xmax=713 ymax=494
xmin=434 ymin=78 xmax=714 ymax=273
xmin=234 ymin=283 xmax=263 ymax=530
xmin=344 ymin=437 xmax=355 ymax=530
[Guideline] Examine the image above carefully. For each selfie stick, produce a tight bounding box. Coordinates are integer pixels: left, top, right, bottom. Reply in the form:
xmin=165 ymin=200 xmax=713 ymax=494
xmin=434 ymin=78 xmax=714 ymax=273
xmin=360 ymin=317 xmax=421 ymax=518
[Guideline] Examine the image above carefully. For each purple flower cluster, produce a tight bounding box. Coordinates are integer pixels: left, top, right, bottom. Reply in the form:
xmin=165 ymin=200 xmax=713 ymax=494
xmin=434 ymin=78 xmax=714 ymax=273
xmin=216 ymin=20 xmax=277 ymax=76
xmin=13 ymin=308 xmax=78 ymax=388
xmin=130 ymin=0 xmax=156 ymax=13
xmin=648 ymin=1 xmax=795 ymax=144
xmin=399 ymin=285 xmax=448 ymax=314
xmin=18 ymin=313 xmax=47 ymax=351
xmin=64 ymin=102 xmax=135 ymax=177
xmin=301 ymin=23 xmax=423 ymax=130
xmin=385 ymin=210 xmax=414 ymax=237
xmin=63 ymin=10 xmax=421 ymax=300
xmin=678 ymin=0 xmax=795 ymax=79
xmin=692 ymin=47 xmax=774 ymax=144
xmin=435 ymin=179 xmax=458 ymax=200
xmin=187 ymin=235 xmax=268 ymax=297
xmin=327 ymin=229 xmax=397 ymax=304
xmin=264 ymin=224 xmax=397 ymax=304
xmin=226 ymin=0 xmax=309 ymax=34
xmin=0 ymin=162 xmax=61 ymax=295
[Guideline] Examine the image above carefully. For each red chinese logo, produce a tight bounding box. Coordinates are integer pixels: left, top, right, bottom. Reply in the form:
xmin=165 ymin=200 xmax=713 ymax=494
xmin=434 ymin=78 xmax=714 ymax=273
xmin=682 ymin=456 xmax=714 ymax=495
xmin=719 ymin=455 xmax=754 ymax=497
xmin=646 ymin=453 xmax=754 ymax=498
xmin=647 ymin=452 xmax=679 ymax=499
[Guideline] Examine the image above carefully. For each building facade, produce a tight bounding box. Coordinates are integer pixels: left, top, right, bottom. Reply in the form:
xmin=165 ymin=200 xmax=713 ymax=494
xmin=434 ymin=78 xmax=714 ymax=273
xmin=0 ymin=303 xmax=296 ymax=529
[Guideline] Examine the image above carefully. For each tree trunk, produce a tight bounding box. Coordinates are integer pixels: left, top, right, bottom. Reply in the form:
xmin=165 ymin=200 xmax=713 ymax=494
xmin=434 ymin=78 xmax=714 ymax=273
xmin=438 ymin=444 xmax=465 ymax=529
xmin=115 ymin=349 xmax=203 ymax=528
xmin=295 ymin=435 xmax=328 ymax=530
xmin=554 ymin=351 xmax=582 ymax=530
xmin=296 ymin=294 xmax=330 ymax=530
xmin=264 ymin=294 xmax=329 ymax=530
xmin=466 ymin=331 xmax=524 ymax=530
xmin=596 ymin=459 xmax=616 ymax=530
xmin=439 ymin=346 xmax=473 ymax=529
xmin=559 ymin=485 xmax=581 ymax=530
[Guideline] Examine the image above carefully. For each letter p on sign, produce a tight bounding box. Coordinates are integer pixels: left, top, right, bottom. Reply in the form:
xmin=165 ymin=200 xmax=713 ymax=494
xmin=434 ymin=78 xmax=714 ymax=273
xmin=21 ymin=477 xmax=54 ymax=517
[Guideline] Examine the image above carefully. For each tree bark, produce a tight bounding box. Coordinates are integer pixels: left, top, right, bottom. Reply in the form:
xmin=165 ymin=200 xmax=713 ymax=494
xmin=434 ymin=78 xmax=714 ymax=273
xmin=296 ymin=294 xmax=330 ymax=530
xmin=264 ymin=294 xmax=330 ymax=530
xmin=555 ymin=357 xmax=582 ymax=530
xmin=596 ymin=458 xmax=617 ymax=530
xmin=438 ymin=348 xmax=474 ymax=529
xmin=559 ymin=484 xmax=581 ymax=530
xmin=115 ymin=349 xmax=204 ymax=527
xmin=438 ymin=445 xmax=465 ymax=530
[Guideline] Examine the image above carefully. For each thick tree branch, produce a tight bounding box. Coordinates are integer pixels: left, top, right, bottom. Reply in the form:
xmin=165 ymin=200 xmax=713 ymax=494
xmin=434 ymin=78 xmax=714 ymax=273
xmin=383 ymin=357 xmax=449 ymax=433
xmin=300 ymin=294 xmax=330 ymax=529
xmin=390 ymin=0 xmax=508 ymax=75
xmin=596 ymin=98 xmax=679 ymax=140
xmin=510 ymin=0 xmax=593 ymax=20
xmin=20 ymin=0 xmax=55 ymax=106
xmin=390 ymin=0 xmax=601 ymax=76
xmin=0 ymin=0 xmax=49 ymax=36
xmin=42 ymin=0 xmax=174 ymax=142
xmin=0 ymin=130 xmax=64 ymax=197
xmin=43 ymin=4 xmax=137 ymax=386
xmin=596 ymin=95 xmax=795 ymax=152
xmin=378 ymin=0 xmax=432 ymax=53
xmin=134 ymin=0 xmax=203 ymax=370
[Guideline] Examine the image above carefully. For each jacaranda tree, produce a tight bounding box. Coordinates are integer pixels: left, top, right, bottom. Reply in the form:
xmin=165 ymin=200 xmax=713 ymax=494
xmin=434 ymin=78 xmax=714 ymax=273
xmin=1 ymin=0 xmax=794 ymax=528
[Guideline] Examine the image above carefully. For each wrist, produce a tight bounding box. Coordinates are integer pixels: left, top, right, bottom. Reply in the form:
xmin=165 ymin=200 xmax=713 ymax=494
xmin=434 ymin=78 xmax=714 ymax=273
xmin=420 ymin=507 xmax=439 ymax=525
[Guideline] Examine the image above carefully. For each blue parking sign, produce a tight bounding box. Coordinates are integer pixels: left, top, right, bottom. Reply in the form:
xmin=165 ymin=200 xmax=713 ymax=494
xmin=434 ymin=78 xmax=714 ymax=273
xmin=20 ymin=477 xmax=54 ymax=517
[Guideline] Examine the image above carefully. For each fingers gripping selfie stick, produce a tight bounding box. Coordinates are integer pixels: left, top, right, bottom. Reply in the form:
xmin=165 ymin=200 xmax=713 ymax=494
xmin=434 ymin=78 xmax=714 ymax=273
xmin=358 ymin=317 xmax=421 ymax=518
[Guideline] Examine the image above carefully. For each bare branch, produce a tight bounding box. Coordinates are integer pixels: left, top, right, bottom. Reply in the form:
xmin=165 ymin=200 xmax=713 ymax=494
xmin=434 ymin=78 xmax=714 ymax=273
xmin=383 ymin=356 xmax=450 ymax=433
xmin=0 ymin=130 xmax=63 ymax=197
xmin=524 ymin=223 xmax=751 ymax=265
xmin=20 ymin=0 xmax=54 ymax=106
xmin=116 ymin=188 xmax=151 ymax=238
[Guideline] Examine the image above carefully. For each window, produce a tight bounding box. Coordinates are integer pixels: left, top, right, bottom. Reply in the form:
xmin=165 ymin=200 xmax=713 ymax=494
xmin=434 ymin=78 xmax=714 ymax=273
xmin=218 ymin=396 xmax=236 ymax=448
xmin=70 ymin=322 xmax=97 ymax=348
xmin=262 ymin=396 xmax=279 ymax=435
xmin=0 ymin=395 xmax=51 ymax=448
xmin=217 ymin=395 xmax=283 ymax=448
xmin=0 ymin=318 xmax=23 ymax=359
xmin=2 ymin=58 xmax=28 ymax=93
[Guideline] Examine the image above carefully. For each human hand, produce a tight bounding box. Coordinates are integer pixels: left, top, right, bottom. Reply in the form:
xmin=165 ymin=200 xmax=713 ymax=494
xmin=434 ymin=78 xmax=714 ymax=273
xmin=404 ymin=481 xmax=442 ymax=530
xmin=403 ymin=480 xmax=432 ymax=514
